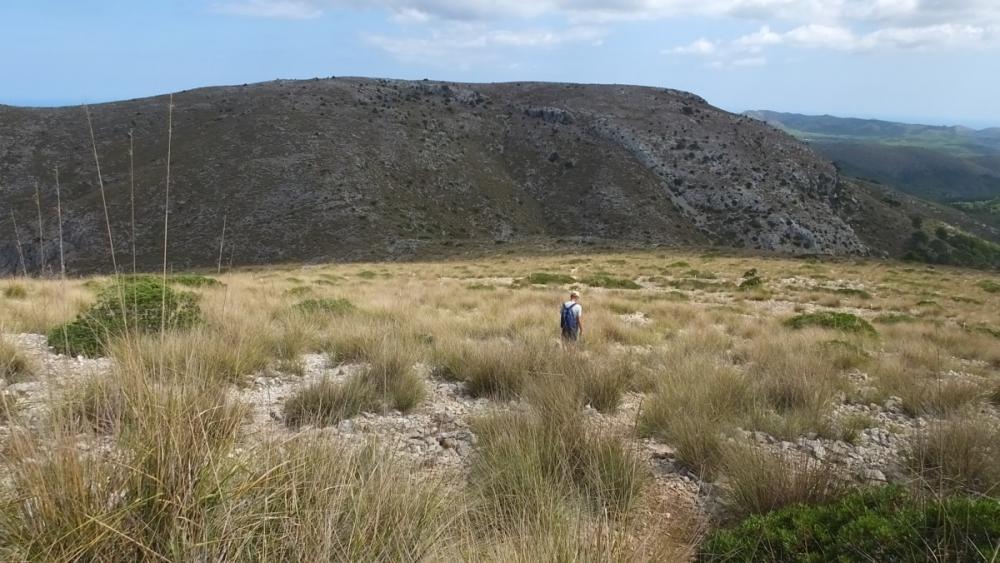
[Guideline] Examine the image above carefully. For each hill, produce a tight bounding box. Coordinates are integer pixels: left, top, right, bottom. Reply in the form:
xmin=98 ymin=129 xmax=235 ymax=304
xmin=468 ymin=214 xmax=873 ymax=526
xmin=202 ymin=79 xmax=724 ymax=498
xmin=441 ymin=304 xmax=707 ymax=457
xmin=1 ymin=78 xmax=998 ymax=275
xmin=744 ymin=110 xmax=1000 ymax=204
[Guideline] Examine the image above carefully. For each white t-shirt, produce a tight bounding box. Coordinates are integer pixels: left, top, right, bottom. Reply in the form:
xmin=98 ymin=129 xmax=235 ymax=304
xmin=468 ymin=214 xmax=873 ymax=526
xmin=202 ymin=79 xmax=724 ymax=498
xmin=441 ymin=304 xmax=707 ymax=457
xmin=562 ymin=301 xmax=582 ymax=319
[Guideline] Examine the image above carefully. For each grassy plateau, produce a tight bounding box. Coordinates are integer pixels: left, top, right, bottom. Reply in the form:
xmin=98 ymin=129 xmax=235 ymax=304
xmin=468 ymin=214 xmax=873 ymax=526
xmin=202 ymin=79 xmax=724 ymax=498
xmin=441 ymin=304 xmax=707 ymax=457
xmin=1 ymin=251 xmax=999 ymax=561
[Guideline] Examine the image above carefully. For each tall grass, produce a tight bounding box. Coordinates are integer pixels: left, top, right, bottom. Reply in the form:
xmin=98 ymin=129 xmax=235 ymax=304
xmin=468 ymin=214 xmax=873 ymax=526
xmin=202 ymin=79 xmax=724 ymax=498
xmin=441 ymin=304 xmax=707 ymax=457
xmin=906 ymin=414 xmax=1000 ymax=496
xmin=719 ymin=442 xmax=844 ymax=518
xmin=468 ymin=375 xmax=652 ymax=552
xmin=284 ymin=333 xmax=426 ymax=427
xmin=0 ymin=338 xmax=33 ymax=382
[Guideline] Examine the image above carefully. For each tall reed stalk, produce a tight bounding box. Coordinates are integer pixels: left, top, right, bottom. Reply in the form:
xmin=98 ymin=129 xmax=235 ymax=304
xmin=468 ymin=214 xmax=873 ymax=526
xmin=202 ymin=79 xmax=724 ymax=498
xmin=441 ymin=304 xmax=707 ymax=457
xmin=9 ymin=211 xmax=27 ymax=277
xmin=54 ymin=167 xmax=65 ymax=279
xmin=128 ymin=129 xmax=137 ymax=275
xmin=33 ymin=182 xmax=45 ymax=276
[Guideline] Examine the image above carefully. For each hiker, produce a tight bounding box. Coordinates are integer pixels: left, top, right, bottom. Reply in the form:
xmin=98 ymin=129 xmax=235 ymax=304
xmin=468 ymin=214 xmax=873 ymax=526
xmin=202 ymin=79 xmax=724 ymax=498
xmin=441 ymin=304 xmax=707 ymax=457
xmin=560 ymin=290 xmax=583 ymax=342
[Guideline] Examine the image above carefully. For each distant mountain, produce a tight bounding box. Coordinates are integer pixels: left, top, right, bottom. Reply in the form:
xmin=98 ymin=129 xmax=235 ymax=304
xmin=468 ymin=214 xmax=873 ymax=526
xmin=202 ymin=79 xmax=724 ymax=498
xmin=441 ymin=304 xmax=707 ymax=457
xmin=1 ymin=79 xmax=998 ymax=275
xmin=744 ymin=111 xmax=1000 ymax=206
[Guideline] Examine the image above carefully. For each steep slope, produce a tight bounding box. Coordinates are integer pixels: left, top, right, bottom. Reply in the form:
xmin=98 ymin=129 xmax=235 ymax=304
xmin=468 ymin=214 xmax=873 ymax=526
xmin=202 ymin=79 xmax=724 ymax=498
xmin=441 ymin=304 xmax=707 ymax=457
xmin=0 ymin=78 xmax=989 ymax=275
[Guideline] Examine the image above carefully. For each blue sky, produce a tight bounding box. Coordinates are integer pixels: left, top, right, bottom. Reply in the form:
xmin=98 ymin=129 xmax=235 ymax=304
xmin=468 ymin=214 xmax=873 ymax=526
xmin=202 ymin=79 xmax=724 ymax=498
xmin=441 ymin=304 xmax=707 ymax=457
xmin=2 ymin=0 xmax=998 ymax=127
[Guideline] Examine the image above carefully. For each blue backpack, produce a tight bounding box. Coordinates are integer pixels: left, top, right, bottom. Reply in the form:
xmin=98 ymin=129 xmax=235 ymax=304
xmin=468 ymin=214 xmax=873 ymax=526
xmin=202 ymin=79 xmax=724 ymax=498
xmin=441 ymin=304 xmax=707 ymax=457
xmin=561 ymin=303 xmax=578 ymax=331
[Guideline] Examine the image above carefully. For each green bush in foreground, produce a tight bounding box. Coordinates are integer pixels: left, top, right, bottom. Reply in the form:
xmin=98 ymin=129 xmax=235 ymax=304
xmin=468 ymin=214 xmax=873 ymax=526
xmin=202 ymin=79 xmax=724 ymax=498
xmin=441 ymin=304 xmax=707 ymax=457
xmin=785 ymin=312 xmax=876 ymax=335
xmin=699 ymin=486 xmax=1000 ymax=562
xmin=46 ymin=277 xmax=201 ymax=357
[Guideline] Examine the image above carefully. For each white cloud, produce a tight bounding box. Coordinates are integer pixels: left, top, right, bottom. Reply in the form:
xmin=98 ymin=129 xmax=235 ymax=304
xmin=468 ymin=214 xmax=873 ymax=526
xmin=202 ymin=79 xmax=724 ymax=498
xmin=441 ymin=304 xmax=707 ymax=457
xmin=210 ymin=0 xmax=323 ymax=19
xmin=783 ymin=24 xmax=857 ymax=49
xmin=667 ymin=38 xmax=717 ymax=55
xmin=669 ymin=18 xmax=997 ymax=68
xmin=303 ymin=0 xmax=1000 ymax=26
xmin=212 ymin=0 xmax=1000 ymax=64
xmin=364 ymin=24 xmax=606 ymax=64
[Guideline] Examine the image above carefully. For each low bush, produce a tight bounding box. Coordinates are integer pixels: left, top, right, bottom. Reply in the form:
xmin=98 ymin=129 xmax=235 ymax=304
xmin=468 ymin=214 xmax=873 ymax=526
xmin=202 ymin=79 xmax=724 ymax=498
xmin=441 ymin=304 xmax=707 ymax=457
xmin=582 ymin=275 xmax=641 ymax=290
xmin=294 ymin=297 xmax=356 ymax=315
xmin=784 ymin=312 xmax=876 ymax=335
xmin=978 ymin=279 xmax=1000 ymax=293
xmin=520 ymin=272 xmax=576 ymax=285
xmin=872 ymin=313 xmax=918 ymax=325
xmin=284 ymin=285 xmax=313 ymax=297
xmin=46 ymin=276 xmax=201 ymax=357
xmin=829 ymin=287 xmax=872 ymax=299
xmin=2 ymin=284 xmax=27 ymax=299
xmin=699 ymin=486 xmax=1000 ymax=562
xmin=168 ymin=274 xmax=222 ymax=287
xmin=737 ymin=276 xmax=762 ymax=290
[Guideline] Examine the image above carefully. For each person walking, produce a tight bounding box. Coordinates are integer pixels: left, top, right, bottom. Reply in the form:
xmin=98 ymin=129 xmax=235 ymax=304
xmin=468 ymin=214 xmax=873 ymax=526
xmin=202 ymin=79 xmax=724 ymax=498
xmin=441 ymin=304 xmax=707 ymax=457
xmin=560 ymin=290 xmax=583 ymax=343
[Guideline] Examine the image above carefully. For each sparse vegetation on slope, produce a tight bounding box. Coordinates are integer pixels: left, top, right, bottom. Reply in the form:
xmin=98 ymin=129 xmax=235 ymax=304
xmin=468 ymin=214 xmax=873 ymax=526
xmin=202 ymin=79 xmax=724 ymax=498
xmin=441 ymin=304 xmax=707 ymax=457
xmin=785 ymin=311 xmax=876 ymax=335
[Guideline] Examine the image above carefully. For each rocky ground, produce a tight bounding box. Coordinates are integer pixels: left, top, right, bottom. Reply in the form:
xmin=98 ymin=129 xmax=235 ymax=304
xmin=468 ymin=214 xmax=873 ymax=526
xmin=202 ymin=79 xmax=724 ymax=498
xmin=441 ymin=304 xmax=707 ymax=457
xmin=2 ymin=326 xmax=994 ymax=530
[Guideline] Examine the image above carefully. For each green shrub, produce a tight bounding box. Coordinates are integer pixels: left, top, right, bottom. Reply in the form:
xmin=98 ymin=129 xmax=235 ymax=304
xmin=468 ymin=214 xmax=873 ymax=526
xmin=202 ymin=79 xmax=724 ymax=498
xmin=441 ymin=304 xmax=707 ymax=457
xmin=978 ymin=279 xmax=1000 ymax=293
xmin=2 ymin=284 xmax=27 ymax=299
xmin=168 ymin=274 xmax=222 ymax=287
xmin=520 ymin=272 xmax=576 ymax=285
xmin=785 ymin=312 xmax=876 ymax=335
xmin=966 ymin=324 xmax=1000 ymax=339
xmin=582 ymin=275 xmax=641 ymax=290
xmin=830 ymin=287 xmax=872 ymax=299
xmin=284 ymin=286 xmax=313 ymax=297
xmin=294 ymin=298 xmax=356 ymax=315
xmin=698 ymin=486 xmax=1000 ymax=562
xmin=872 ymin=313 xmax=918 ymax=325
xmin=684 ymin=269 xmax=717 ymax=279
xmin=737 ymin=270 xmax=763 ymax=290
xmin=46 ymin=276 xmax=201 ymax=357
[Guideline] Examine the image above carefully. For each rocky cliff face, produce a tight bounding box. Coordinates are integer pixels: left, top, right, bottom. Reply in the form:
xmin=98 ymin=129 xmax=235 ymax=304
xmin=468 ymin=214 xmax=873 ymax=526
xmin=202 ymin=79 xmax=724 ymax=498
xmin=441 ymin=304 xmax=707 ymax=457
xmin=0 ymin=77 xmax=926 ymax=274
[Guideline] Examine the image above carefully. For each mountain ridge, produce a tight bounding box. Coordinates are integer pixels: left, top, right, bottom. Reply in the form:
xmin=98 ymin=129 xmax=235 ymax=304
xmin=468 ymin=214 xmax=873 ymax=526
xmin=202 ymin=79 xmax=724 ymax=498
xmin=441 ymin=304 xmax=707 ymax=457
xmin=1 ymin=78 xmax=996 ymax=275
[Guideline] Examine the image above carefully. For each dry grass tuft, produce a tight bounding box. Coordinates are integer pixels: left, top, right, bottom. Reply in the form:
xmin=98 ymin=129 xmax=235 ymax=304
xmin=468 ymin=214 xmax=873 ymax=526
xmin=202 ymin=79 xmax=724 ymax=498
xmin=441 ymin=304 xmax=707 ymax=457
xmin=719 ymin=442 xmax=844 ymax=518
xmin=906 ymin=414 xmax=1000 ymax=496
xmin=0 ymin=338 xmax=33 ymax=383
